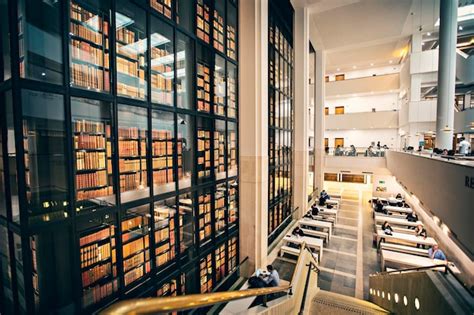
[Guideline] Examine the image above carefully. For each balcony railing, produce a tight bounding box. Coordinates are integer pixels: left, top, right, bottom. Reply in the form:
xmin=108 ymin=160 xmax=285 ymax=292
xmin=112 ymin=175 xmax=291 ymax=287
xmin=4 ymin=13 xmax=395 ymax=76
xmin=325 ymin=146 xmax=388 ymax=157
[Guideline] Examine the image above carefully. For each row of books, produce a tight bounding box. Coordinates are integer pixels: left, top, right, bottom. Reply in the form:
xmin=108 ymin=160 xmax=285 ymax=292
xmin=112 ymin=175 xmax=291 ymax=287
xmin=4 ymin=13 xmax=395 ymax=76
xmin=120 ymin=172 xmax=147 ymax=192
xmin=75 ymin=134 xmax=106 ymax=150
xmin=119 ymin=159 xmax=147 ymax=173
xmin=124 ymin=263 xmax=151 ymax=287
xmin=227 ymin=25 xmax=237 ymax=60
xmin=196 ymin=0 xmax=211 ymax=44
xmin=70 ymin=21 xmax=107 ymax=47
xmin=76 ymin=170 xmax=107 ymax=190
xmin=152 ymin=130 xmax=173 ymax=139
xmin=152 ymin=140 xmax=173 ymax=156
xmin=119 ymin=127 xmax=145 ymax=139
xmin=82 ymin=261 xmax=111 ymax=288
xmin=117 ymin=57 xmax=145 ymax=78
xmin=80 ymin=242 xmax=112 ymax=269
xmin=213 ymin=10 xmax=225 ymax=53
xmin=228 ymin=76 xmax=237 ymax=117
xmin=82 ymin=279 xmax=118 ymax=308
xmin=74 ymin=120 xmax=109 ymax=134
xmin=151 ymin=79 xmax=173 ymax=106
xmin=150 ymin=0 xmax=172 ymax=19
xmin=123 ymin=251 xmax=147 ymax=272
xmin=71 ymin=63 xmax=110 ymax=91
xmin=197 ymin=63 xmax=211 ymax=112
xmin=71 ymin=39 xmax=109 ymax=67
xmin=153 ymin=156 xmax=173 ymax=169
xmin=78 ymin=186 xmax=113 ymax=201
xmin=70 ymin=3 xmax=109 ymax=37
xmin=200 ymin=254 xmax=213 ymax=293
xmin=156 ymin=242 xmax=175 ymax=267
xmin=76 ymin=151 xmax=107 ymax=171
xmin=214 ymin=69 xmax=225 ymax=115
xmin=116 ymin=28 xmax=137 ymax=46
xmin=123 ymin=236 xmax=149 ymax=259
xmin=121 ymin=216 xmax=144 ymax=235
xmin=153 ymin=168 xmax=174 ymax=185
xmin=215 ymin=243 xmax=226 ymax=281
xmin=228 ymin=237 xmax=238 ymax=272
xmin=118 ymin=141 xmax=144 ymax=157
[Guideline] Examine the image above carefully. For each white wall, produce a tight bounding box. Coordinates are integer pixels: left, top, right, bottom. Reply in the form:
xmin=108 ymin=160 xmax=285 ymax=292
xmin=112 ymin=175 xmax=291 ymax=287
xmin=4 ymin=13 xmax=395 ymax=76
xmin=325 ymin=129 xmax=399 ymax=148
xmin=325 ymin=92 xmax=399 ymax=114
xmin=326 ymin=65 xmax=400 ymax=80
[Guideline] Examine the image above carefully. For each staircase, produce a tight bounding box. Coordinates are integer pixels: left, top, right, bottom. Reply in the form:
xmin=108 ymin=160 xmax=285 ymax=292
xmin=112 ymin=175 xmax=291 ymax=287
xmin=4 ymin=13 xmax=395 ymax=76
xmin=310 ymin=290 xmax=390 ymax=315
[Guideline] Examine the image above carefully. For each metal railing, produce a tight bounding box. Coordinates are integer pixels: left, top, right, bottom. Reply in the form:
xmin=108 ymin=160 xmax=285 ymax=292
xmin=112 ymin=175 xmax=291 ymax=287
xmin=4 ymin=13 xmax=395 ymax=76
xmin=325 ymin=146 xmax=388 ymax=157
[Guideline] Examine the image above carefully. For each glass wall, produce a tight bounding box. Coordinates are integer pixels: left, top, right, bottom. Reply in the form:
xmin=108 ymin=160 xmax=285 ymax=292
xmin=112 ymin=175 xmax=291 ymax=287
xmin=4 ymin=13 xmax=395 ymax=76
xmin=1 ymin=0 xmax=11 ymax=81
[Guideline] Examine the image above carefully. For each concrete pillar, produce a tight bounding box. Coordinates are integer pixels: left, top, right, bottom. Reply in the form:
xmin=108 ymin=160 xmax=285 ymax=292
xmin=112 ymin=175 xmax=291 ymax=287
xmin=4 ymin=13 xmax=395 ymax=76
xmin=314 ymin=50 xmax=325 ymax=192
xmin=435 ymin=0 xmax=458 ymax=150
xmin=292 ymin=5 xmax=309 ymax=217
xmin=238 ymin=0 xmax=268 ymax=272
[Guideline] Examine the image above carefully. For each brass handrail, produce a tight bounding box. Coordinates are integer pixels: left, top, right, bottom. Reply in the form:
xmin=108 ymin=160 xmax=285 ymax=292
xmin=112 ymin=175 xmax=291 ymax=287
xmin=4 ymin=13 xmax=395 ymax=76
xmin=101 ymin=285 xmax=291 ymax=315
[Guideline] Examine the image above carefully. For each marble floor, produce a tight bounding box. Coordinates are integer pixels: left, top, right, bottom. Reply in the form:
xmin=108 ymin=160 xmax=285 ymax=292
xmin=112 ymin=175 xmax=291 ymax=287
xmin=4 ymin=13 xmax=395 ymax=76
xmin=317 ymin=184 xmax=381 ymax=299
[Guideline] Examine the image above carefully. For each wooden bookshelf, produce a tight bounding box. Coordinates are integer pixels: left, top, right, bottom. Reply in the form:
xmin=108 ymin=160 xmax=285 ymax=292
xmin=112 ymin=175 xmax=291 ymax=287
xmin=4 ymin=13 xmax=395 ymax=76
xmin=226 ymin=24 xmax=236 ymax=60
xmin=154 ymin=203 xmax=176 ymax=267
xmin=228 ymin=130 xmax=237 ymax=171
xmin=150 ymin=0 xmax=172 ymax=19
xmin=215 ymin=243 xmax=226 ymax=282
xmin=121 ymin=213 xmax=151 ymax=287
xmin=214 ymin=131 xmax=225 ymax=175
xmin=196 ymin=0 xmax=210 ymax=44
xmin=151 ymin=44 xmax=173 ymax=106
xmin=118 ymin=127 xmax=147 ymax=193
xmin=197 ymin=63 xmax=211 ymax=112
xmin=197 ymin=192 xmax=211 ymax=242
xmin=228 ymin=236 xmax=237 ymax=272
xmin=228 ymin=181 xmax=237 ymax=225
xmin=227 ymin=70 xmax=237 ymax=118
xmin=197 ymin=129 xmax=211 ymax=179
xmin=70 ymin=2 xmax=110 ymax=92
xmin=214 ymin=64 xmax=225 ymax=116
xmin=79 ymin=225 xmax=118 ymax=308
xmin=214 ymin=185 xmax=226 ymax=234
xmin=199 ymin=253 xmax=213 ymax=293
xmin=213 ymin=8 xmax=225 ymax=53
xmin=152 ymin=129 xmax=175 ymax=187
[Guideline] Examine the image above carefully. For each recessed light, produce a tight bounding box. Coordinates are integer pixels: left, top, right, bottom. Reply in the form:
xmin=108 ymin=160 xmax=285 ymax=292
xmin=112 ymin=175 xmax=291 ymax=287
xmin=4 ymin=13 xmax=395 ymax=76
xmin=427 ymin=32 xmax=431 ymax=36
xmin=337 ymin=68 xmax=340 ymax=71
xmin=352 ymin=65 xmax=357 ymax=69
xmin=389 ymin=60 xmax=393 ymax=64
xmin=370 ymin=63 xmax=374 ymax=66
xmin=421 ymin=42 xmax=425 ymax=46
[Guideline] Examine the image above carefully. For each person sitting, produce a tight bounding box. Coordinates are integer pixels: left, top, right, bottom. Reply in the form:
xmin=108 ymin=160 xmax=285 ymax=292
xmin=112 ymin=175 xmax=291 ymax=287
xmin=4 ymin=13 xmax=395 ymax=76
xmin=415 ymin=224 xmax=427 ymax=248
xmin=428 ymin=245 xmax=447 ymax=261
xmin=311 ymin=205 xmax=319 ymax=216
xmin=292 ymin=226 xmax=305 ymax=237
xmin=374 ymin=200 xmax=387 ymax=214
xmin=263 ymin=265 xmax=280 ymax=287
xmin=381 ymin=221 xmax=393 ymax=235
xmin=335 ymin=145 xmax=343 ymax=156
xmin=406 ymin=211 xmax=418 ymax=222
xmin=349 ymin=145 xmax=356 ymax=156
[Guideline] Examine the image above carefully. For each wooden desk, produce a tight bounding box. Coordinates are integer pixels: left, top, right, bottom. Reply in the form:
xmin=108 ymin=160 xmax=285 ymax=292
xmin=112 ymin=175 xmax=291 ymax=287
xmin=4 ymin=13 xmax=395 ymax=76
xmin=325 ymin=199 xmax=339 ymax=209
xmin=317 ymin=208 xmax=338 ymax=221
xmin=384 ymin=205 xmax=412 ymax=214
xmin=298 ymin=218 xmax=333 ymax=239
xmin=376 ymin=230 xmax=437 ymax=247
xmin=283 ymin=235 xmax=323 ymax=261
xmin=374 ymin=215 xmax=422 ymax=228
xmin=380 ymin=250 xmax=460 ymax=273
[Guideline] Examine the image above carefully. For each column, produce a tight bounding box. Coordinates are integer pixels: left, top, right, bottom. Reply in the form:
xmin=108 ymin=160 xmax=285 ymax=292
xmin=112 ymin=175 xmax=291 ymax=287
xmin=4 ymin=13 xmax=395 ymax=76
xmin=314 ymin=50 xmax=325 ymax=193
xmin=435 ymin=0 xmax=458 ymax=150
xmin=292 ymin=5 xmax=309 ymax=218
xmin=238 ymin=0 xmax=269 ymax=272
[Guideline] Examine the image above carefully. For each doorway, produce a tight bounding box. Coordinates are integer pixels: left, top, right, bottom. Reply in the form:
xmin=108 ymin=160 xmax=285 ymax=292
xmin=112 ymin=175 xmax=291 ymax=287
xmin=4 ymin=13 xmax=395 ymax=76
xmin=335 ymin=138 xmax=344 ymax=148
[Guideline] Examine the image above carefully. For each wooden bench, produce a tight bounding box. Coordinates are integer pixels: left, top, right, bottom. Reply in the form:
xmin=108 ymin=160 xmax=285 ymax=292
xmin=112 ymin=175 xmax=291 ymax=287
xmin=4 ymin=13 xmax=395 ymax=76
xmin=280 ymin=245 xmax=319 ymax=262
xmin=380 ymin=242 xmax=429 ymax=257
xmin=301 ymin=228 xmax=329 ymax=244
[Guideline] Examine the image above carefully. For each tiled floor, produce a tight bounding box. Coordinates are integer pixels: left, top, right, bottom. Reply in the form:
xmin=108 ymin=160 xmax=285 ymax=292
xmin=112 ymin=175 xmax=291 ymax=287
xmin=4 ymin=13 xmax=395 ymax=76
xmin=317 ymin=186 xmax=380 ymax=299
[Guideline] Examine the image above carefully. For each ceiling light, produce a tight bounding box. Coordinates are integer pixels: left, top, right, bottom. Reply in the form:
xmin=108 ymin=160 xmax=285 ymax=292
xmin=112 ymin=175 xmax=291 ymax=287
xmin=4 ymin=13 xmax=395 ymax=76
xmin=427 ymin=32 xmax=431 ymax=36
xmin=459 ymin=26 xmax=463 ymax=31
xmin=389 ymin=60 xmax=393 ymax=64
xmin=370 ymin=63 xmax=374 ymax=66
xmin=352 ymin=65 xmax=357 ymax=69
xmin=337 ymin=68 xmax=340 ymax=71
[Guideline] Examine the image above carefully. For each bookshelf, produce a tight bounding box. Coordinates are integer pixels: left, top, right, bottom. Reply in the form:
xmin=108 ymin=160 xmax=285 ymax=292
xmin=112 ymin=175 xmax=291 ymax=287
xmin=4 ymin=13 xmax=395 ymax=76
xmin=31 ymin=237 xmax=39 ymax=308
xmin=150 ymin=0 xmax=173 ymax=19
xmin=214 ymin=56 xmax=226 ymax=116
xmin=213 ymin=3 xmax=225 ymax=53
xmin=152 ymin=127 xmax=175 ymax=193
xmin=197 ymin=192 xmax=212 ymax=243
xmin=121 ymin=206 xmax=151 ymax=287
xmin=228 ymin=236 xmax=237 ymax=273
xmin=215 ymin=243 xmax=226 ymax=282
xmin=197 ymin=62 xmax=211 ymax=113
xmin=154 ymin=201 xmax=176 ymax=268
xmin=196 ymin=0 xmax=211 ymax=44
xmin=79 ymin=225 xmax=118 ymax=308
xmin=197 ymin=129 xmax=211 ymax=179
xmin=199 ymin=253 xmax=213 ymax=293
xmin=227 ymin=63 xmax=237 ymax=118
xmin=214 ymin=128 xmax=225 ymax=179
xmin=70 ymin=1 xmax=110 ymax=92
xmin=228 ymin=180 xmax=238 ymax=226
xmin=214 ymin=184 xmax=226 ymax=234
xmin=178 ymin=194 xmax=194 ymax=254
xmin=226 ymin=2 xmax=237 ymax=60
xmin=228 ymin=127 xmax=237 ymax=176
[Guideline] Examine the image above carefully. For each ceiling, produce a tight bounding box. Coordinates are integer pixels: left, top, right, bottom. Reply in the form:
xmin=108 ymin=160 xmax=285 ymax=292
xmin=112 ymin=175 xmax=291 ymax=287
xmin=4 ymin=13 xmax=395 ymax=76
xmin=307 ymin=0 xmax=441 ymax=73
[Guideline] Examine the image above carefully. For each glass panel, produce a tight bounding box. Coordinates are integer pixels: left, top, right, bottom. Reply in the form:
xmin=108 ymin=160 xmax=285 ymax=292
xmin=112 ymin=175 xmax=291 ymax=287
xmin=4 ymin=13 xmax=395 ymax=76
xmin=71 ymin=97 xmax=115 ymax=213
xmin=196 ymin=117 xmax=212 ymax=183
xmin=177 ymin=114 xmax=193 ymax=189
xmin=196 ymin=188 xmax=211 ymax=244
xmin=196 ymin=0 xmax=211 ymax=44
xmin=176 ymin=32 xmax=193 ymax=110
xmin=214 ymin=183 xmax=226 ymax=236
xmin=196 ymin=45 xmax=212 ymax=113
xmin=227 ymin=62 xmax=237 ymax=118
xmin=150 ymin=17 xmax=174 ymax=106
xmin=13 ymin=234 xmax=26 ymax=314
xmin=226 ymin=1 xmax=237 ymax=60
xmin=78 ymin=213 xmax=118 ymax=308
xmin=199 ymin=253 xmax=212 ymax=293
xmin=214 ymin=120 xmax=226 ymax=180
xmin=152 ymin=109 xmax=175 ymax=195
xmin=228 ymin=236 xmax=237 ymax=273
xmin=228 ymin=179 xmax=238 ymax=227
xmin=150 ymin=0 xmax=172 ymax=19
xmin=18 ymin=0 xmax=63 ymax=84
xmin=116 ymin=0 xmax=147 ymax=99
xmin=154 ymin=197 xmax=177 ymax=268
xmin=214 ymin=55 xmax=225 ymax=116
xmin=156 ymin=273 xmax=185 ymax=296
xmin=178 ymin=192 xmax=194 ymax=260
xmin=118 ymin=104 xmax=149 ymax=203
xmin=176 ymin=0 xmax=194 ymax=33
xmin=213 ymin=0 xmax=225 ymax=53
xmin=5 ymin=91 xmax=19 ymax=222
xmin=22 ymin=90 xmax=68 ymax=225
xmin=214 ymin=242 xmax=226 ymax=283
xmin=69 ymin=0 xmax=111 ymax=92
xmin=228 ymin=122 xmax=237 ymax=177
xmin=122 ymin=204 xmax=151 ymax=287
xmin=0 ymin=94 xmax=5 ymax=218
xmin=1 ymin=0 xmax=11 ymax=80
xmin=0 ymin=226 xmax=13 ymax=313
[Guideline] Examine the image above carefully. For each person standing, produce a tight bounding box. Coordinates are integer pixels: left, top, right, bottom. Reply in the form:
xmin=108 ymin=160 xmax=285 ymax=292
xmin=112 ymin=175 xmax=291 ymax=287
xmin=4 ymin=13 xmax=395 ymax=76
xmin=459 ymin=137 xmax=471 ymax=155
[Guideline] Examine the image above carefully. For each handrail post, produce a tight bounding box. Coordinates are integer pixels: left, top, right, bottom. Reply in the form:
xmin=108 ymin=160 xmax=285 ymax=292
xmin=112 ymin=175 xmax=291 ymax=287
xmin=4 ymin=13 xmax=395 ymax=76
xmin=262 ymin=294 xmax=268 ymax=307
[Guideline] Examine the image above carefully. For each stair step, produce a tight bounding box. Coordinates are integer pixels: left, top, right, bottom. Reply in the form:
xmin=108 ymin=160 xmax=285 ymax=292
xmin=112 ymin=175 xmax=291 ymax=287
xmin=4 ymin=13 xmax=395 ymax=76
xmin=311 ymin=290 xmax=390 ymax=315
